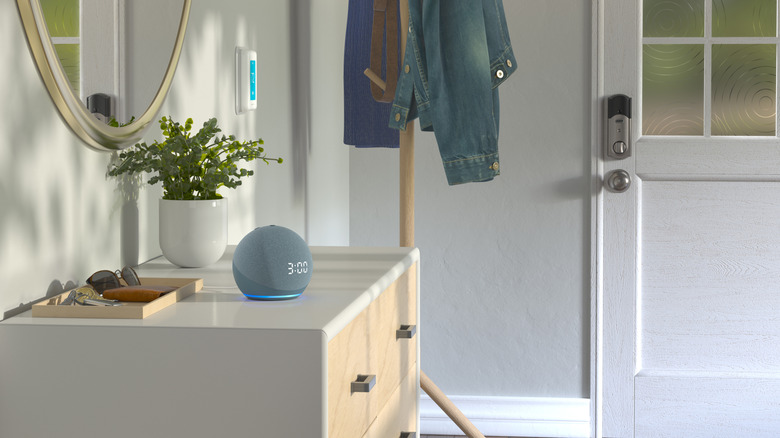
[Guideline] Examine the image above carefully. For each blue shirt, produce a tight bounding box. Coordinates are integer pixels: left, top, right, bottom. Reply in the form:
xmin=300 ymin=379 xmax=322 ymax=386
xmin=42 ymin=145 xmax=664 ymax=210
xmin=389 ymin=0 xmax=517 ymax=185
xmin=343 ymin=0 xmax=400 ymax=148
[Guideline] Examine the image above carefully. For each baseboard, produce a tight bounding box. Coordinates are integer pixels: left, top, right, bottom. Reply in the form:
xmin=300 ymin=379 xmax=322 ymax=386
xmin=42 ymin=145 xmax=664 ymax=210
xmin=420 ymin=395 xmax=590 ymax=437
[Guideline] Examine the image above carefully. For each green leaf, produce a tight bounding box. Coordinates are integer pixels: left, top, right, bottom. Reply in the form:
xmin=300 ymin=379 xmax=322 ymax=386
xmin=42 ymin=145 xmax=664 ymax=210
xmin=106 ymin=115 xmax=283 ymax=200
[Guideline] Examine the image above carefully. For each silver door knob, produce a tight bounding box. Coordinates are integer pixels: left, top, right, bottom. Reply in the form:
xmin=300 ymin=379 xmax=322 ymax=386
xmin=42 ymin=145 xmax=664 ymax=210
xmin=606 ymin=169 xmax=631 ymax=193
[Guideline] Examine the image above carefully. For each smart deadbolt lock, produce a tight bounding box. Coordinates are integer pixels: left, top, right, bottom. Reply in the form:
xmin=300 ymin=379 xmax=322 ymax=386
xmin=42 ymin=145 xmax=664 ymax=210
xmin=607 ymin=94 xmax=631 ymax=159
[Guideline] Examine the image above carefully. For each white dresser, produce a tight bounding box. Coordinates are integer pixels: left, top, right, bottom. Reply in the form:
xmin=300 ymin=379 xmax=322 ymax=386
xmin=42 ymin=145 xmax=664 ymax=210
xmin=0 ymin=246 xmax=420 ymax=438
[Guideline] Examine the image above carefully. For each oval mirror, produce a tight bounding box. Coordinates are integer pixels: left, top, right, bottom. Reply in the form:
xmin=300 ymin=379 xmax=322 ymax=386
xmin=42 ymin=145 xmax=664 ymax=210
xmin=16 ymin=0 xmax=191 ymax=151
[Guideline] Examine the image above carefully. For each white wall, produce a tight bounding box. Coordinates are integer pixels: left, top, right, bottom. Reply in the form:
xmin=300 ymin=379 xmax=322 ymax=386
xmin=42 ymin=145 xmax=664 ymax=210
xmin=305 ymin=0 xmax=351 ymax=245
xmin=160 ymin=1 xmax=309 ymax=243
xmin=124 ymin=0 xmax=184 ymax=122
xmin=0 ymin=0 xmax=349 ymax=318
xmin=0 ymin=0 xmax=119 ymax=317
xmin=350 ymin=0 xmax=592 ymax=398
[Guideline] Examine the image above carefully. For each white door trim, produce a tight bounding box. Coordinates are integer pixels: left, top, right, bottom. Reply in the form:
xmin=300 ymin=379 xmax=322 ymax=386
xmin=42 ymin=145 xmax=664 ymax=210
xmin=590 ymin=0 xmax=605 ymax=437
xmin=420 ymin=395 xmax=590 ymax=437
xmin=592 ymin=1 xmax=642 ymax=437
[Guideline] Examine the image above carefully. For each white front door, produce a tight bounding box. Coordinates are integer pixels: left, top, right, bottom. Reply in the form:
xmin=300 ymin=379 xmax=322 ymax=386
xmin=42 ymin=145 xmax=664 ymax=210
xmin=600 ymin=0 xmax=780 ymax=436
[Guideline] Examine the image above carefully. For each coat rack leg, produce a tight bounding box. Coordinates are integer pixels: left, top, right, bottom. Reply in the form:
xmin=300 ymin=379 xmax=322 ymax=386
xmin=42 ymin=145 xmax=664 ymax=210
xmin=364 ymin=1 xmax=486 ymax=436
xmin=396 ymin=3 xmax=481 ymax=435
xmin=421 ymin=371 xmax=486 ymax=438
xmin=399 ymin=121 xmax=484 ymax=438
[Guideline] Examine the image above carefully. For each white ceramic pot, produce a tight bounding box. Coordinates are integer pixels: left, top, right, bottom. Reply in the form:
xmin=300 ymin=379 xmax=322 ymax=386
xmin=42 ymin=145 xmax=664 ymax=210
xmin=159 ymin=198 xmax=227 ymax=268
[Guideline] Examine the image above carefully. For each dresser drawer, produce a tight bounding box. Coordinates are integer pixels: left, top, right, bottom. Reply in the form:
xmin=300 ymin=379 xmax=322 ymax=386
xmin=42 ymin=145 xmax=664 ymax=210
xmin=362 ymin=367 xmax=418 ymax=438
xmin=328 ymin=264 xmax=418 ymax=438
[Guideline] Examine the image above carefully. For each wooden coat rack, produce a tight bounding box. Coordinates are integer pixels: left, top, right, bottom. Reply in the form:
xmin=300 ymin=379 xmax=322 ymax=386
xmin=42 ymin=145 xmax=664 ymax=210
xmin=363 ymin=1 xmax=485 ymax=436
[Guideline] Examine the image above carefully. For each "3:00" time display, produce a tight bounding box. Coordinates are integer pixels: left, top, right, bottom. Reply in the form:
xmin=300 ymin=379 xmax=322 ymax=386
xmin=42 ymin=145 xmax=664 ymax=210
xmin=287 ymin=261 xmax=309 ymax=275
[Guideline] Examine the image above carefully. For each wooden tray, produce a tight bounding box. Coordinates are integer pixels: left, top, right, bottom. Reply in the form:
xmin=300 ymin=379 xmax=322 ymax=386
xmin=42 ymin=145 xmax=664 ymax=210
xmin=31 ymin=277 xmax=203 ymax=319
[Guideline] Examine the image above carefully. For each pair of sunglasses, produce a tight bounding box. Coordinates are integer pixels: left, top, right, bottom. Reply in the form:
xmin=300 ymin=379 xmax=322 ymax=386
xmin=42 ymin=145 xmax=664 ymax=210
xmin=86 ymin=266 xmax=141 ymax=293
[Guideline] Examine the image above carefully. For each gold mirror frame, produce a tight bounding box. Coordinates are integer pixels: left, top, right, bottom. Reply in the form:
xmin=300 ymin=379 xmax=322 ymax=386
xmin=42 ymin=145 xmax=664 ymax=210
xmin=16 ymin=0 xmax=191 ymax=151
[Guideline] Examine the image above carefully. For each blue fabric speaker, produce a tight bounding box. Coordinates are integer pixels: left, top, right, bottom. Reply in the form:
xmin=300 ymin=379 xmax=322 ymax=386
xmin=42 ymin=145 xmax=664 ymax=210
xmin=233 ymin=225 xmax=313 ymax=300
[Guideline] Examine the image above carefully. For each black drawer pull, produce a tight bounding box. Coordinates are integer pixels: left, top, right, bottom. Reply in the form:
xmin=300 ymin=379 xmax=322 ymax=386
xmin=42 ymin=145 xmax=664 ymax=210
xmin=351 ymin=374 xmax=376 ymax=393
xmin=396 ymin=324 xmax=417 ymax=339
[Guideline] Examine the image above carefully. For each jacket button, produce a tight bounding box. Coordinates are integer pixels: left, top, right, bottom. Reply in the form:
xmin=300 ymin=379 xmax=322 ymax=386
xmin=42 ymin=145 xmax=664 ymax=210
xmin=490 ymin=162 xmax=499 ymax=171
xmin=395 ymin=113 xmax=401 ymax=122
xmin=507 ymin=59 xmax=513 ymax=68
xmin=405 ymin=64 xmax=410 ymax=73
xmin=496 ymin=70 xmax=504 ymax=79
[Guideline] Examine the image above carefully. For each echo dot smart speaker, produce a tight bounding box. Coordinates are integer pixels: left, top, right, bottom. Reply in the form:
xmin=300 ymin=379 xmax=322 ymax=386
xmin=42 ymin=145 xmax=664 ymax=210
xmin=232 ymin=225 xmax=313 ymax=300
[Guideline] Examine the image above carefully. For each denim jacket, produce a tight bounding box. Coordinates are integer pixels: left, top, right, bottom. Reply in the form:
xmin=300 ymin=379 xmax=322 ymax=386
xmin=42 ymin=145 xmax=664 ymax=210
xmin=389 ymin=0 xmax=517 ymax=185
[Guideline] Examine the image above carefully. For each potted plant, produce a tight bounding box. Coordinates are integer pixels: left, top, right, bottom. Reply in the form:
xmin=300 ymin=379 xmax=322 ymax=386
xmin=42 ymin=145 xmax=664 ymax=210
xmin=108 ymin=116 xmax=282 ymax=267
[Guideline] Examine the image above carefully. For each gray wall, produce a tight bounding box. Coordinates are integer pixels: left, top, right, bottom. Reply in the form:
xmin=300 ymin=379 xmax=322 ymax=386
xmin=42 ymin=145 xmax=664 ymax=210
xmin=307 ymin=0 xmax=351 ymax=246
xmin=124 ymin=0 xmax=184 ymax=122
xmin=350 ymin=0 xmax=592 ymax=398
xmin=0 ymin=0 xmax=349 ymax=317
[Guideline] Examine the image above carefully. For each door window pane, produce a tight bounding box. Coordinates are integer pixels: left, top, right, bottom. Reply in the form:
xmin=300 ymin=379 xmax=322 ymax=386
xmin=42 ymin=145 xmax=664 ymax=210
xmin=643 ymin=45 xmax=704 ymax=135
xmin=644 ymin=0 xmax=704 ymax=37
xmin=40 ymin=0 xmax=80 ymax=98
xmin=53 ymin=44 xmax=80 ymax=96
xmin=712 ymin=44 xmax=776 ymax=135
xmin=643 ymin=0 xmax=779 ymax=136
xmin=40 ymin=0 xmax=79 ymax=38
xmin=713 ymin=0 xmax=776 ymax=37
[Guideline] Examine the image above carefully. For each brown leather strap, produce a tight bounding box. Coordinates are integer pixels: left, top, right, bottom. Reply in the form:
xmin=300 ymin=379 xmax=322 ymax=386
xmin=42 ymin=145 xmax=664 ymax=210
xmin=369 ymin=0 xmax=399 ymax=102
xmin=102 ymin=285 xmax=177 ymax=302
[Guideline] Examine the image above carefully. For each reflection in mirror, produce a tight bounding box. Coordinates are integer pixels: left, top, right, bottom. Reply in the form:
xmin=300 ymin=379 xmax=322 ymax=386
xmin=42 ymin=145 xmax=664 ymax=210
xmin=17 ymin=0 xmax=191 ymax=151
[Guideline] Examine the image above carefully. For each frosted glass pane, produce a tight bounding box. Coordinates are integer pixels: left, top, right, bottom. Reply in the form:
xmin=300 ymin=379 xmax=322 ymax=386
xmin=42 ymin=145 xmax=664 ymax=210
xmin=40 ymin=0 xmax=79 ymax=37
xmin=712 ymin=44 xmax=775 ymax=136
xmin=644 ymin=0 xmax=704 ymax=37
xmin=54 ymin=44 xmax=79 ymax=96
xmin=713 ymin=0 xmax=776 ymax=37
xmin=643 ymin=44 xmax=704 ymax=135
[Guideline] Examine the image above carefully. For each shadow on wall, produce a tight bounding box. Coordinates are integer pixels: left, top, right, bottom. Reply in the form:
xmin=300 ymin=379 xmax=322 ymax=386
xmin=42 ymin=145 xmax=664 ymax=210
xmin=0 ymin=6 xmax=76 ymax=317
xmin=115 ymin=172 xmax=141 ymax=267
xmin=1 ymin=2 xmax=122 ymax=318
xmin=123 ymin=6 xmax=234 ymax=254
xmin=2 ymin=1 xmax=311 ymax=318
xmin=289 ymin=0 xmax=310 ymax=225
xmin=157 ymin=2 xmax=308 ymax=238
xmin=0 ymin=7 xmax=59 ymax=262
xmin=3 ymin=280 xmax=78 ymax=320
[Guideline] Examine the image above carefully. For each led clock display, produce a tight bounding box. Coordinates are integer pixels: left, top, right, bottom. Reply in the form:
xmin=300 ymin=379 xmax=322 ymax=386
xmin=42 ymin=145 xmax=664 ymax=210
xmin=287 ymin=261 xmax=309 ymax=275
